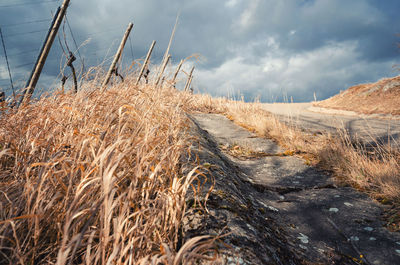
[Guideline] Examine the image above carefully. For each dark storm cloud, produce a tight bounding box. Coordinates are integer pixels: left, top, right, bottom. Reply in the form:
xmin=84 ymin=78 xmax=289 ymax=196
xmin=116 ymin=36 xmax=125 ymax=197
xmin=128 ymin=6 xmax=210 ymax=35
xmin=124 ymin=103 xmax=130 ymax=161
xmin=228 ymin=0 xmax=399 ymax=61
xmin=192 ymin=0 xmax=400 ymax=101
xmin=0 ymin=0 xmax=399 ymax=102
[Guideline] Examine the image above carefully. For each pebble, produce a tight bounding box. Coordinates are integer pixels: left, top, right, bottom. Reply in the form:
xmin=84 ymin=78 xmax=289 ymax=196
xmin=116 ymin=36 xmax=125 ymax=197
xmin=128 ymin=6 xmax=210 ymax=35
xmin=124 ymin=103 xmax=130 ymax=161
xmin=267 ymin=206 xmax=279 ymax=212
xmin=226 ymin=257 xmax=247 ymax=265
xmin=299 ymin=244 xmax=308 ymax=250
xmin=297 ymin=233 xmax=309 ymax=244
xmin=369 ymin=237 xmax=377 ymax=241
xmin=334 ymin=195 xmax=340 ymax=198
xmin=364 ymin=227 xmax=374 ymax=232
xmin=329 ymin=208 xmax=339 ymax=213
xmin=317 ymin=248 xmax=325 ymax=254
xmin=293 ymin=181 xmax=300 ymax=184
xmin=259 ymin=201 xmax=278 ymax=213
xmin=396 ymin=242 xmax=400 ymax=245
xmin=396 ymin=250 xmax=400 ymax=255
xmin=350 ymin=236 xmax=359 ymax=241
xmin=344 ymin=202 xmax=354 ymax=207
xmin=246 ymin=224 xmax=257 ymax=234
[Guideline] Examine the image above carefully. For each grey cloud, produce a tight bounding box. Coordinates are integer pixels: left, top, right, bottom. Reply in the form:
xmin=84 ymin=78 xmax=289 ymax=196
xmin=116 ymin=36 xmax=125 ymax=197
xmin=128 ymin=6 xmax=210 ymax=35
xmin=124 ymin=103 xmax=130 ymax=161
xmin=0 ymin=0 xmax=399 ymax=102
xmin=230 ymin=0 xmax=399 ymax=61
xmin=195 ymin=40 xmax=398 ymax=102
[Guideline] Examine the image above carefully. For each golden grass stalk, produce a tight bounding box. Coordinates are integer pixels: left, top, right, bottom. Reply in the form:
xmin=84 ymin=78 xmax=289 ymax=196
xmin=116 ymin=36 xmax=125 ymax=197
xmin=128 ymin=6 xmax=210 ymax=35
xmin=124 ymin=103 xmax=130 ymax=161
xmin=0 ymin=73 xmax=218 ymax=264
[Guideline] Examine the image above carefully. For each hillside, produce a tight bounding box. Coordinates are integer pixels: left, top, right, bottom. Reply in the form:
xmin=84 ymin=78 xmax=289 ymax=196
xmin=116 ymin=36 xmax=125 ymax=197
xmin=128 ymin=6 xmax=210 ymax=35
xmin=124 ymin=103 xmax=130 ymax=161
xmin=315 ymin=75 xmax=400 ymax=116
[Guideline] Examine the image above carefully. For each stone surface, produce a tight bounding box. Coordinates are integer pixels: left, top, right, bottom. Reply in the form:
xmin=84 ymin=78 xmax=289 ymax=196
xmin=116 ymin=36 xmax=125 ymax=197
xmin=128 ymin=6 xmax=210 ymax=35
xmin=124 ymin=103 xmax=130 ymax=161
xmin=184 ymin=113 xmax=400 ymax=265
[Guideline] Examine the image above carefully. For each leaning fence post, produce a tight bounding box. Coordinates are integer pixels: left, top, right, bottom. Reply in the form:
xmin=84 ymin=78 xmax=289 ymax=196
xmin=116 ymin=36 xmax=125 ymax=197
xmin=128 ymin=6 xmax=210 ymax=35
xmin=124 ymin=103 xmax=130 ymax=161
xmin=135 ymin=40 xmax=156 ymax=86
xmin=20 ymin=0 xmax=70 ymax=106
xmin=155 ymin=14 xmax=179 ymax=83
xmin=155 ymin=54 xmax=171 ymax=87
xmin=184 ymin=66 xmax=194 ymax=91
xmin=172 ymin=59 xmax=183 ymax=85
xmin=102 ymin=22 xmax=133 ymax=89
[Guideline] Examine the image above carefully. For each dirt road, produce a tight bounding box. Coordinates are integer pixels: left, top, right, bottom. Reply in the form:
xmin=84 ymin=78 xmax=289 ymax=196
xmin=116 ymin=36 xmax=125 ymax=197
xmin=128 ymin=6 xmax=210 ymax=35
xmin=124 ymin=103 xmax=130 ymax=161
xmin=189 ymin=113 xmax=400 ymax=264
xmin=261 ymin=103 xmax=400 ymax=146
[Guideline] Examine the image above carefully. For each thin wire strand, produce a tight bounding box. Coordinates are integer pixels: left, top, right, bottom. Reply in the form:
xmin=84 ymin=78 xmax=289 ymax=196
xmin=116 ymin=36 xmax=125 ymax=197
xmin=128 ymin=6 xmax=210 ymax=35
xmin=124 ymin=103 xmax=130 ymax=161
xmin=78 ymin=26 xmax=122 ymax=38
xmin=0 ymin=26 xmax=15 ymax=98
xmin=128 ymin=34 xmax=134 ymax=61
xmin=4 ymin=29 xmax=48 ymax=38
xmin=8 ymin=48 xmax=39 ymax=57
xmin=14 ymin=62 xmax=35 ymax=69
xmin=1 ymin=19 xmax=51 ymax=28
xmin=65 ymin=14 xmax=84 ymax=71
xmin=0 ymin=0 xmax=58 ymax=8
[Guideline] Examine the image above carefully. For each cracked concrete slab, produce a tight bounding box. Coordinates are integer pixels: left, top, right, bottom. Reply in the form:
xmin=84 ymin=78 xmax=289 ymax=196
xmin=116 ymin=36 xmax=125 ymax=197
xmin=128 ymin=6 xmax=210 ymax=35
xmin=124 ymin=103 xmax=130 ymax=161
xmin=234 ymin=157 xmax=335 ymax=191
xmin=193 ymin=113 xmax=283 ymax=154
xmin=189 ymin=113 xmax=400 ymax=264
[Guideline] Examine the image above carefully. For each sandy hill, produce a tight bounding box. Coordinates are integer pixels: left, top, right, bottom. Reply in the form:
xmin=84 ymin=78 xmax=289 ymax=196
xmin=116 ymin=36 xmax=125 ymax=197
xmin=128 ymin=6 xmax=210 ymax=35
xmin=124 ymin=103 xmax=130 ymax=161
xmin=315 ymin=75 xmax=400 ymax=116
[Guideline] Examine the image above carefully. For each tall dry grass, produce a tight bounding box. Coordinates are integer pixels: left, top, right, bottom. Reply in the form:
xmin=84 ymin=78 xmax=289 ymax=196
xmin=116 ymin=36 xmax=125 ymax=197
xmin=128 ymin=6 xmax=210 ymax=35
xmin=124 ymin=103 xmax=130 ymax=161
xmin=0 ymin=75 xmax=219 ymax=264
xmin=191 ymin=94 xmax=400 ymax=205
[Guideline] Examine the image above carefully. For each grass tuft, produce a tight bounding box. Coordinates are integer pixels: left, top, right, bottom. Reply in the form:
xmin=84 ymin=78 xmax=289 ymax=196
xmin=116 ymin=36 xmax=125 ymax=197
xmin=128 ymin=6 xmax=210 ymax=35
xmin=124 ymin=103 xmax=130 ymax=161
xmin=0 ymin=74 xmax=220 ymax=263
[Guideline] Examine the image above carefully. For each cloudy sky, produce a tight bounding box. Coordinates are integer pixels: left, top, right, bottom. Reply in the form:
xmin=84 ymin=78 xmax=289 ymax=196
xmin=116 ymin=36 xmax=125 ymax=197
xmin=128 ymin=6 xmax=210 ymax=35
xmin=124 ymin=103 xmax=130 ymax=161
xmin=0 ymin=0 xmax=399 ymax=102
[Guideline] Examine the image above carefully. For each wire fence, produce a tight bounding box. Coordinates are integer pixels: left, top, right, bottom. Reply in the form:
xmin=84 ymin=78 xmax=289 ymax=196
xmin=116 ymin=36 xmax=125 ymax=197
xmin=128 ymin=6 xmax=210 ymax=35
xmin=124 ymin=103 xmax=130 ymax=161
xmin=0 ymin=0 xmax=134 ymax=100
xmin=0 ymin=1 xmax=192 ymax=103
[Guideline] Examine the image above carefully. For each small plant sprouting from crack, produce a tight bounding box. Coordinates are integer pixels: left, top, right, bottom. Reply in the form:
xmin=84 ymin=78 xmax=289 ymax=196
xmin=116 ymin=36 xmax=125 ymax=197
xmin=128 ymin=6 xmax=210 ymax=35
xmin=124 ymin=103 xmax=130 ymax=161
xmin=219 ymin=143 xmax=296 ymax=159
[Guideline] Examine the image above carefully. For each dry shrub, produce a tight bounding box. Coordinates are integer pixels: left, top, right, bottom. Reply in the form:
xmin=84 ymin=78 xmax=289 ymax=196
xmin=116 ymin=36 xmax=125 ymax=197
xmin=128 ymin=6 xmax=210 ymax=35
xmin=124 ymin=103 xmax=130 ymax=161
xmin=317 ymin=133 xmax=400 ymax=201
xmin=191 ymin=94 xmax=400 ymax=203
xmin=0 ymin=77 xmax=219 ymax=264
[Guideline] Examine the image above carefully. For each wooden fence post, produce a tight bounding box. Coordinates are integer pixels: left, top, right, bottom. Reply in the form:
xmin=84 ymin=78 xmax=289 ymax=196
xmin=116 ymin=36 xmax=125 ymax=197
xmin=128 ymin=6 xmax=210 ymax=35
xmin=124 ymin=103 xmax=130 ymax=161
xmin=0 ymin=27 xmax=15 ymax=99
xmin=102 ymin=22 xmax=133 ymax=89
xmin=172 ymin=59 xmax=183 ymax=85
xmin=156 ymin=14 xmax=179 ymax=83
xmin=184 ymin=66 xmax=194 ymax=91
xmin=20 ymin=0 xmax=70 ymax=105
xmin=155 ymin=54 xmax=171 ymax=87
xmin=135 ymin=40 xmax=156 ymax=86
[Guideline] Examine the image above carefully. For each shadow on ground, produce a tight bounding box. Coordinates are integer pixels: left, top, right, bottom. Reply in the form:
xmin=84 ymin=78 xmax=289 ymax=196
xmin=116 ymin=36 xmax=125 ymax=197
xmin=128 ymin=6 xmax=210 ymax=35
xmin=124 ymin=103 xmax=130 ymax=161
xmin=184 ymin=113 xmax=400 ymax=265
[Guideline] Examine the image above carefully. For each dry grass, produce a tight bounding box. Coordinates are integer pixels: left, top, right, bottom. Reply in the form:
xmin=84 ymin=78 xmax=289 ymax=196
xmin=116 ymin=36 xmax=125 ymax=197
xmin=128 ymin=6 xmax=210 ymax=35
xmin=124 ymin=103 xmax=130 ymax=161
xmin=315 ymin=75 xmax=400 ymax=115
xmin=219 ymin=143 xmax=295 ymax=159
xmin=0 ymin=74 xmax=221 ymax=264
xmin=191 ymin=94 xmax=400 ymax=219
xmin=2 ymin=63 xmax=399 ymax=264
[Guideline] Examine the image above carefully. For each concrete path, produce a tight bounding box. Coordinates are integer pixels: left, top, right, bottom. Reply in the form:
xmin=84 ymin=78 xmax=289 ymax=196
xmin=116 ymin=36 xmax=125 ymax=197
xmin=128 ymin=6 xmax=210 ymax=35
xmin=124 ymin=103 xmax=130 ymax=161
xmin=261 ymin=103 xmax=400 ymax=146
xmin=192 ymin=113 xmax=400 ymax=265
